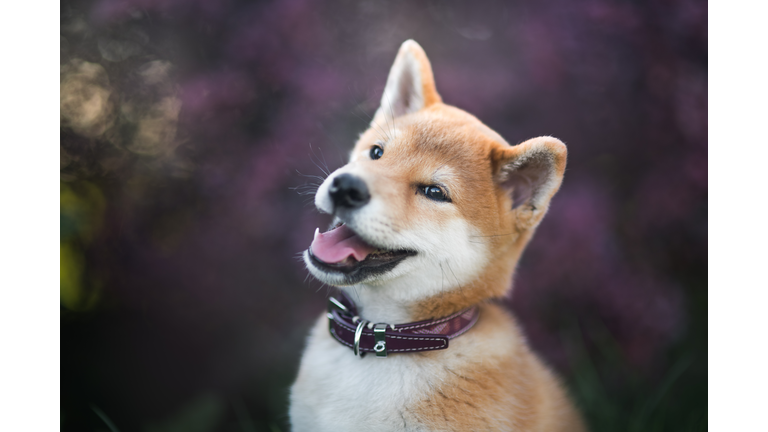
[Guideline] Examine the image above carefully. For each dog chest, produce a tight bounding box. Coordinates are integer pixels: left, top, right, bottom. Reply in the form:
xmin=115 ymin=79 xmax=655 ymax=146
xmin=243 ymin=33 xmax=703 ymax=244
xmin=290 ymin=316 xmax=438 ymax=432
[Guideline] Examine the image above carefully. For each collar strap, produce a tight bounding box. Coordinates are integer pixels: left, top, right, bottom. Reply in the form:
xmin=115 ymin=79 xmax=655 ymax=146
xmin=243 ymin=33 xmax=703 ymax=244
xmin=326 ymin=292 xmax=480 ymax=358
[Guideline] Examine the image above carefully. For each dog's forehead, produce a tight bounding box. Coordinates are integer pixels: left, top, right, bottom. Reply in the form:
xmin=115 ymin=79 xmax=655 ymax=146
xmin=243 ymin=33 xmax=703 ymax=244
xmin=371 ymin=115 xmax=493 ymax=161
xmin=351 ymin=107 xmax=509 ymax=194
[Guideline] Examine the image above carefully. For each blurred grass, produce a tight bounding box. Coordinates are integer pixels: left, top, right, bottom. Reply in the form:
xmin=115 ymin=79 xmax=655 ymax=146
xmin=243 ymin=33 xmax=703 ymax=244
xmin=564 ymin=317 xmax=706 ymax=432
xmin=144 ymin=394 xmax=225 ymax=432
xmin=91 ymin=405 xmax=120 ymax=432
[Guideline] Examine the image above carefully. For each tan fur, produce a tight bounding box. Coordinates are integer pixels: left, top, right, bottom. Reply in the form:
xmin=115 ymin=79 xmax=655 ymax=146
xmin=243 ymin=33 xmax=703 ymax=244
xmin=410 ymin=304 xmax=584 ymax=431
xmin=292 ymin=40 xmax=586 ymax=432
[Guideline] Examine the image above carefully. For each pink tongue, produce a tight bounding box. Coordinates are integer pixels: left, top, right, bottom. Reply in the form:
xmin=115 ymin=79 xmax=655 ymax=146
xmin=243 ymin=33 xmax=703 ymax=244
xmin=310 ymin=224 xmax=377 ymax=264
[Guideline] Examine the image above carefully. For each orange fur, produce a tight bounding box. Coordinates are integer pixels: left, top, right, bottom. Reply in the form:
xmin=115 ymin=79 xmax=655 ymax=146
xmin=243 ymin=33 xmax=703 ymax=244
xmin=410 ymin=304 xmax=585 ymax=431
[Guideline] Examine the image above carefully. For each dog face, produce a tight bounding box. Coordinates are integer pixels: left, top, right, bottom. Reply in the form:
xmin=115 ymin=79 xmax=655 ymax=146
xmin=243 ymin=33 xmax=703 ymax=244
xmin=304 ymin=41 xmax=566 ymax=306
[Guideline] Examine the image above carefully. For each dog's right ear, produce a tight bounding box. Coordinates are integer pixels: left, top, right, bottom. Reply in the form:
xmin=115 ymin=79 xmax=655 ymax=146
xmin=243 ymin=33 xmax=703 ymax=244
xmin=372 ymin=40 xmax=442 ymax=124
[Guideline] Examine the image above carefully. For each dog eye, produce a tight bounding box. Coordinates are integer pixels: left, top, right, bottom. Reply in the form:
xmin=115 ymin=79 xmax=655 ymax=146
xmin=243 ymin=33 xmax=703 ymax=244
xmin=424 ymin=185 xmax=450 ymax=202
xmin=370 ymin=145 xmax=384 ymax=160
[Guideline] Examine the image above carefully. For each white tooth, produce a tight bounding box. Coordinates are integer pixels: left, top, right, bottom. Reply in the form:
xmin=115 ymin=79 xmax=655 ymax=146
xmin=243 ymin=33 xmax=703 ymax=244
xmin=314 ymin=227 xmax=320 ymax=241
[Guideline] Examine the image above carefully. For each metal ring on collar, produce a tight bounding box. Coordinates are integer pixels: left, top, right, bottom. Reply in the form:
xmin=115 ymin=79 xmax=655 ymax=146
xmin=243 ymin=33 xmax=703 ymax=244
xmin=353 ymin=319 xmax=368 ymax=357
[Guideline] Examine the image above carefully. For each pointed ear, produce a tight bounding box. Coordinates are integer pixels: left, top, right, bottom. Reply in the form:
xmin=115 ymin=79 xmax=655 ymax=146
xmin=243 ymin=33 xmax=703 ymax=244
xmin=373 ymin=40 xmax=442 ymax=123
xmin=491 ymin=136 xmax=567 ymax=223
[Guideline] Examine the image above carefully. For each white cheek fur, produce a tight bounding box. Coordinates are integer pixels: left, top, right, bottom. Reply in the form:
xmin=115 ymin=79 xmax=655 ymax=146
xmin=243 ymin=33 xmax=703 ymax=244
xmin=344 ymin=215 xmax=488 ymax=323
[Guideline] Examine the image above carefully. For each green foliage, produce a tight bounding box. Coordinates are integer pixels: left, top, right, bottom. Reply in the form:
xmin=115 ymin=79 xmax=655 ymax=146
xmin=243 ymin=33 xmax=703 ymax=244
xmin=144 ymin=394 xmax=225 ymax=432
xmin=565 ymin=319 xmax=706 ymax=432
xmin=60 ymin=181 xmax=106 ymax=311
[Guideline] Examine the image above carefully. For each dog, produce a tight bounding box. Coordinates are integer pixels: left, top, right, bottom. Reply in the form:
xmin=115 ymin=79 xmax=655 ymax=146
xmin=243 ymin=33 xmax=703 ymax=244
xmin=290 ymin=40 xmax=586 ymax=432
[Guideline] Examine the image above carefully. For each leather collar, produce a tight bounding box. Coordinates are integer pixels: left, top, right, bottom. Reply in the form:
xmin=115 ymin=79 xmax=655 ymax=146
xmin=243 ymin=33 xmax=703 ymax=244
xmin=326 ymin=291 xmax=480 ymax=358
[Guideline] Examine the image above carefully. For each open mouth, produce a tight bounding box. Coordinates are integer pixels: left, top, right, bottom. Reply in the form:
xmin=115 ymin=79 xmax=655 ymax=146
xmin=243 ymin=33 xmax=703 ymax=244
xmin=308 ymin=222 xmax=416 ymax=279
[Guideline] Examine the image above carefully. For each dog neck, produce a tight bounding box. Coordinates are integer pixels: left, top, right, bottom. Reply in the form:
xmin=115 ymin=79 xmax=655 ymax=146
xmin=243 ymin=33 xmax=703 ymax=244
xmin=341 ymin=256 xmax=516 ymax=324
xmin=342 ymin=285 xmax=414 ymax=324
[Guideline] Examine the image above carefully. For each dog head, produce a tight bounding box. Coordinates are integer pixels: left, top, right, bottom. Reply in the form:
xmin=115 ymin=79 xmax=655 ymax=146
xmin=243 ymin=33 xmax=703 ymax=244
xmin=303 ymin=40 xmax=566 ymax=314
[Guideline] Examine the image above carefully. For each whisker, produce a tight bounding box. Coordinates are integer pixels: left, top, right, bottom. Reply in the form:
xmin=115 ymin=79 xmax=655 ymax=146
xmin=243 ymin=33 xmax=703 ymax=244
xmin=308 ymin=148 xmax=330 ymax=177
xmin=334 ymin=144 xmax=346 ymax=166
xmin=352 ymin=109 xmax=390 ymax=143
xmin=290 ymin=184 xmax=321 ymax=196
xmin=289 ymin=182 xmax=321 ymax=189
xmin=293 ymin=185 xmax=320 ymax=196
xmin=376 ymin=219 xmax=403 ymax=233
xmin=295 ymin=169 xmax=326 ymax=182
xmin=317 ymin=146 xmax=331 ymax=175
xmin=386 ymin=92 xmax=397 ymax=141
xmin=469 ymin=232 xmax=515 ymax=238
xmin=445 ymin=260 xmax=462 ymax=291
xmin=309 ymin=143 xmax=332 ymax=176
xmin=383 ymin=93 xmax=394 ymax=142
xmin=368 ymin=106 xmax=386 ymax=144
xmin=439 ymin=261 xmax=445 ymax=292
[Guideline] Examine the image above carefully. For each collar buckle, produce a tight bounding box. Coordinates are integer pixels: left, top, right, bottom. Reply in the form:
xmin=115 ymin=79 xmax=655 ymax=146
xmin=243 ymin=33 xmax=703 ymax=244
xmin=373 ymin=323 xmax=388 ymax=357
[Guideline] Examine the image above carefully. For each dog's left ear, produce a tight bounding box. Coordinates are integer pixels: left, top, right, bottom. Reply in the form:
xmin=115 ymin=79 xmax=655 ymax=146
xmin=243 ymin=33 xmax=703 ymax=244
xmin=373 ymin=40 xmax=442 ymax=124
xmin=491 ymin=136 xmax=568 ymax=228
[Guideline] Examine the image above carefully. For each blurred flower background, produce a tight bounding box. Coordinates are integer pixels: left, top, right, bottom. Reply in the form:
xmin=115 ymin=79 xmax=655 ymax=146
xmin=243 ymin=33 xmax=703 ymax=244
xmin=60 ymin=0 xmax=707 ymax=431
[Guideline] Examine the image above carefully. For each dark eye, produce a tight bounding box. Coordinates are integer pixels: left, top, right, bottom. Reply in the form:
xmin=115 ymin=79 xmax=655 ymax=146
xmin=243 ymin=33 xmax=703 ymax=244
xmin=370 ymin=145 xmax=384 ymax=160
xmin=424 ymin=185 xmax=450 ymax=202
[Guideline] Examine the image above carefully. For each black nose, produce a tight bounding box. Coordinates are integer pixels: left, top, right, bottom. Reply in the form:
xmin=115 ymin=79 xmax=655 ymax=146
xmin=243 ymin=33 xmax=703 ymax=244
xmin=329 ymin=174 xmax=370 ymax=210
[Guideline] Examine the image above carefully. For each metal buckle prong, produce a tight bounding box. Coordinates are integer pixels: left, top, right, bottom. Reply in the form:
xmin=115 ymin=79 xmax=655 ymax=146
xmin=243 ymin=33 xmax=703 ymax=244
xmin=353 ymin=319 xmax=368 ymax=357
xmin=328 ymin=297 xmax=349 ymax=313
xmin=373 ymin=323 xmax=388 ymax=357
xmin=328 ymin=297 xmax=350 ymax=332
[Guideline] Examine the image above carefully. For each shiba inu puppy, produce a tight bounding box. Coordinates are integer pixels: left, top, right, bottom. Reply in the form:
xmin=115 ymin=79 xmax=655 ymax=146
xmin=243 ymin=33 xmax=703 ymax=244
xmin=290 ymin=40 xmax=586 ymax=432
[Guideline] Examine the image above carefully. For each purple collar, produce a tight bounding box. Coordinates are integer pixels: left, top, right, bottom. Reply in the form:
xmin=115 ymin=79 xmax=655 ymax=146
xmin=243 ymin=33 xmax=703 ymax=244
xmin=326 ymin=292 xmax=480 ymax=358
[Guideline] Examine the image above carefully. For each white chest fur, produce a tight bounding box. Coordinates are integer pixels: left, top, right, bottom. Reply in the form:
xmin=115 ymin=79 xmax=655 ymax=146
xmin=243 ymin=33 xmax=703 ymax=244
xmin=290 ymin=314 xmax=434 ymax=432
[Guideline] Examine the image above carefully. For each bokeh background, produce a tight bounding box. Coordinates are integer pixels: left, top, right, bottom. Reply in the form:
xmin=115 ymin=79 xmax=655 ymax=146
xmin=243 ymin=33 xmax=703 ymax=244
xmin=60 ymin=0 xmax=707 ymax=430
